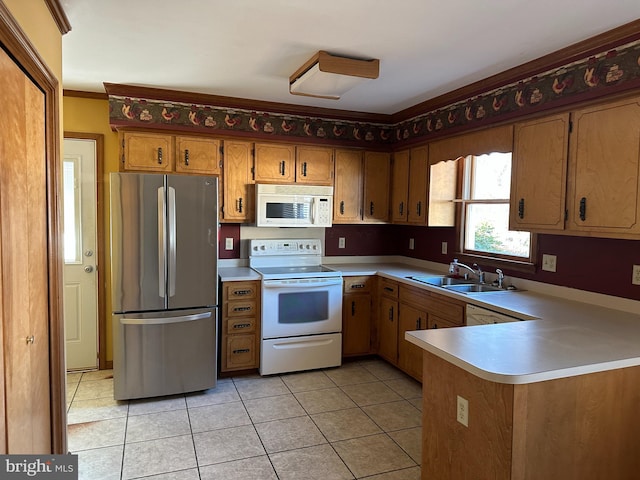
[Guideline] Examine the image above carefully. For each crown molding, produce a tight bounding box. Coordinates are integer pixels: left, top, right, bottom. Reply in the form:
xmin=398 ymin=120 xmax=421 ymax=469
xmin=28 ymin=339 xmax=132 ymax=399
xmin=63 ymin=89 xmax=108 ymax=100
xmin=103 ymin=82 xmax=391 ymax=124
xmin=45 ymin=0 xmax=71 ymax=35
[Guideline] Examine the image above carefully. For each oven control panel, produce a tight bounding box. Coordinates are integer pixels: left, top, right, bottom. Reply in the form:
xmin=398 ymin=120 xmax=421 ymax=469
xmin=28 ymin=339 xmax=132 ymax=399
xmin=250 ymin=239 xmax=321 ymax=256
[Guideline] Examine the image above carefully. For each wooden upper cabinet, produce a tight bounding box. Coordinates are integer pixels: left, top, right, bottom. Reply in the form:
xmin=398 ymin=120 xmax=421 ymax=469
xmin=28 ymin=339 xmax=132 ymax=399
xmin=221 ymin=140 xmax=255 ymax=223
xmin=254 ymin=143 xmax=295 ymax=183
xmin=363 ymin=151 xmax=391 ymax=223
xmin=175 ymin=136 xmax=221 ymax=175
xmin=510 ymin=113 xmax=569 ymax=231
xmin=121 ymin=131 xmax=174 ymax=172
xmin=334 ymin=149 xmax=363 ymax=223
xmin=407 ymin=146 xmax=428 ymax=224
xmin=296 ymin=146 xmax=334 ymax=185
xmin=391 ymin=150 xmax=410 ymax=222
xmin=567 ymin=95 xmax=640 ymax=236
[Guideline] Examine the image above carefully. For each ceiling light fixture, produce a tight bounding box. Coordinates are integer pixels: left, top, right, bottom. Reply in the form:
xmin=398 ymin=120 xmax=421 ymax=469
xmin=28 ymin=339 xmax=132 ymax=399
xmin=289 ymin=51 xmax=379 ymax=100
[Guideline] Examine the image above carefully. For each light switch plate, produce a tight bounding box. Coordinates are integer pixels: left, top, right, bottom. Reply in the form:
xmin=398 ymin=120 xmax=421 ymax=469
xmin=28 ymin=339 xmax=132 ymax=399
xmin=457 ymin=395 xmax=469 ymax=427
xmin=338 ymin=237 xmax=346 ymax=249
xmin=633 ymin=265 xmax=640 ymax=285
xmin=542 ymin=254 xmax=557 ymax=272
xmin=441 ymin=242 xmax=448 ymax=254
xmin=409 ymin=238 xmax=415 ymax=250
xmin=225 ymin=237 xmax=234 ymax=250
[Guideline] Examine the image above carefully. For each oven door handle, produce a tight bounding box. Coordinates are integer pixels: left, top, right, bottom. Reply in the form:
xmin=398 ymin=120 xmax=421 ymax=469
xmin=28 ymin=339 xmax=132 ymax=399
xmin=263 ymin=279 xmax=343 ymax=288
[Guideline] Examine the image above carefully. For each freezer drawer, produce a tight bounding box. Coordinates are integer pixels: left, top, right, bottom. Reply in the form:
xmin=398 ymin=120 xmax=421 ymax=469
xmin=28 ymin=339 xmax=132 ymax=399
xmin=113 ymin=308 xmax=217 ymax=400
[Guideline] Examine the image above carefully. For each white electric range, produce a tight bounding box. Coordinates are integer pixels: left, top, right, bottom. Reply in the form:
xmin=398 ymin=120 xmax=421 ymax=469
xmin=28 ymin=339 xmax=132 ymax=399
xmin=249 ymin=239 xmax=343 ymax=375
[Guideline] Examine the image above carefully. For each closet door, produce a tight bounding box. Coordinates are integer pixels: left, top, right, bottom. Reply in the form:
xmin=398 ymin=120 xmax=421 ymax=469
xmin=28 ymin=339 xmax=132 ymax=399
xmin=0 ymin=46 xmax=51 ymax=453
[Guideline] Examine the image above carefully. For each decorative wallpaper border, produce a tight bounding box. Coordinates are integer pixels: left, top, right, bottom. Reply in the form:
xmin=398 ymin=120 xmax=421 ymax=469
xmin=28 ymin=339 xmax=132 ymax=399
xmin=108 ymin=38 xmax=640 ymax=146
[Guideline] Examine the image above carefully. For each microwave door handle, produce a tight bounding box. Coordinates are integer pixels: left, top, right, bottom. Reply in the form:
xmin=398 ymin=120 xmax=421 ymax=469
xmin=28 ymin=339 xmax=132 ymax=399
xmin=311 ymin=197 xmax=316 ymax=224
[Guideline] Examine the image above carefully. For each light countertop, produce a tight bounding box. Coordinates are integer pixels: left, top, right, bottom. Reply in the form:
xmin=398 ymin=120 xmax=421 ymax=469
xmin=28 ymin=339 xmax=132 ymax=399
xmin=219 ymin=259 xmax=640 ymax=384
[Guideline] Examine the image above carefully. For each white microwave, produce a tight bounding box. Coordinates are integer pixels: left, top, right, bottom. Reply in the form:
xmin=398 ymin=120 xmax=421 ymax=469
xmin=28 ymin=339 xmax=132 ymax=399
xmin=256 ymin=184 xmax=333 ymax=227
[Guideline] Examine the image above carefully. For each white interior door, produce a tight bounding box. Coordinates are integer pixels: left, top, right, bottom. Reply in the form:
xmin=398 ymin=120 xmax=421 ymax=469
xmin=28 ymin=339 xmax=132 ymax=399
xmin=63 ymin=138 xmax=98 ymax=370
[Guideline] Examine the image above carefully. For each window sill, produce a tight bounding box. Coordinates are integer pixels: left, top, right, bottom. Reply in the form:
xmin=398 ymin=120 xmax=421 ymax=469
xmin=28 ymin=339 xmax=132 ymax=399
xmin=455 ymin=252 xmax=537 ymax=275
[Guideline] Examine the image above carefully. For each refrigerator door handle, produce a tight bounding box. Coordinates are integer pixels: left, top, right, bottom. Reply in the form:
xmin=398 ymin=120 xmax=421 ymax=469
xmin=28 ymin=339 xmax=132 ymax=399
xmin=120 ymin=311 xmax=212 ymax=325
xmin=168 ymin=186 xmax=177 ymax=297
xmin=157 ymin=186 xmax=166 ymax=299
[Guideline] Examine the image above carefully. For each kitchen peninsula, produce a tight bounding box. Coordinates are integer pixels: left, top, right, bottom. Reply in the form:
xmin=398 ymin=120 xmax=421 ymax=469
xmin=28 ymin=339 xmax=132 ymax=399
xmin=407 ymin=315 xmax=640 ymax=480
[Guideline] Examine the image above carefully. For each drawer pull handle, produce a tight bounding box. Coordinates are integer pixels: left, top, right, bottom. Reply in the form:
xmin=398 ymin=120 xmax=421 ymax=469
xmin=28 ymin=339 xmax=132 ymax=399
xmin=416 ymin=201 xmax=422 ymax=216
xmin=302 ymin=161 xmax=308 ymax=176
xmin=233 ymin=289 xmax=251 ymax=296
xmin=236 ymin=197 xmax=243 ymax=213
xmin=351 ymin=301 xmax=355 ymax=316
xmin=350 ymin=284 xmax=365 ymax=289
xmin=340 ymin=201 xmax=345 ymax=215
xmin=415 ymin=318 xmax=420 ymax=330
xmin=280 ymin=161 xmax=285 ymax=176
xmin=232 ymin=349 xmax=250 ymax=354
xmin=233 ymin=323 xmax=251 ymax=329
xmin=399 ymin=201 xmax=404 ymax=216
xmin=370 ymin=201 xmax=374 ymax=216
xmin=233 ymin=306 xmax=252 ymax=312
xmin=157 ymin=147 xmax=163 ymax=164
xmin=184 ymin=149 xmax=190 ymax=166
xmin=579 ymin=197 xmax=587 ymax=221
xmin=389 ymin=307 xmax=394 ymax=321
xmin=383 ymin=287 xmax=394 ymax=293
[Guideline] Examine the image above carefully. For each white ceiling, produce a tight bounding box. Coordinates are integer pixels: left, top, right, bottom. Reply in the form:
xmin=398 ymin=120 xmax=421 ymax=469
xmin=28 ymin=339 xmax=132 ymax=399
xmin=60 ymin=0 xmax=640 ymax=115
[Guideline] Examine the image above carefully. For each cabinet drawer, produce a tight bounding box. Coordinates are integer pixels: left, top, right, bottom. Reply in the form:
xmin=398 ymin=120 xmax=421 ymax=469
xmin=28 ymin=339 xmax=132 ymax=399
xmin=399 ymin=285 xmax=431 ymax=310
xmin=224 ymin=300 xmax=257 ymax=317
xmin=224 ymin=317 xmax=257 ymax=334
xmin=344 ymin=276 xmax=372 ymax=294
xmin=225 ymin=334 xmax=257 ymax=370
xmin=428 ymin=315 xmax=461 ymax=329
xmin=224 ymin=281 xmax=258 ymax=300
xmin=426 ymin=297 xmax=464 ymax=325
xmin=379 ymin=279 xmax=398 ymax=298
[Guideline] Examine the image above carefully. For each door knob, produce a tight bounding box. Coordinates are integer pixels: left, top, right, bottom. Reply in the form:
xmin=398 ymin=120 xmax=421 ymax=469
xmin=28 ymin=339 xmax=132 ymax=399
xmin=84 ymin=265 xmax=94 ymax=273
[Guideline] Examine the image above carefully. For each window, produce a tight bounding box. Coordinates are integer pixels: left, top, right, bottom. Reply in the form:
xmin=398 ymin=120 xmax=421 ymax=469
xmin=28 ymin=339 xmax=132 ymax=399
xmin=459 ymin=152 xmax=532 ymax=263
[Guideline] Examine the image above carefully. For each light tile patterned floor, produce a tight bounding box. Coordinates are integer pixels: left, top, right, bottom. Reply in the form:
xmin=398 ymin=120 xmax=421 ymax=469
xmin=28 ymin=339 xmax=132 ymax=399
xmin=67 ymin=359 xmax=422 ymax=480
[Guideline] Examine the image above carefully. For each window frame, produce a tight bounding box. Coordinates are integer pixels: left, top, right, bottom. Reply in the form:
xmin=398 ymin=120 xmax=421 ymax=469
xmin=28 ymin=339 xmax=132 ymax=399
xmin=454 ymin=154 xmax=538 ymax=273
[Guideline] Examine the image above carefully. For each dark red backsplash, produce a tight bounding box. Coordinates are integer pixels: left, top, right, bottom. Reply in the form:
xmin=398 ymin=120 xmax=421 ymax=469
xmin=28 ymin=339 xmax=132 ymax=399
xmin=326 ymin=225 xmax=640 ymax=301
xmin=223 ymin=222 xmax=639 ymax=300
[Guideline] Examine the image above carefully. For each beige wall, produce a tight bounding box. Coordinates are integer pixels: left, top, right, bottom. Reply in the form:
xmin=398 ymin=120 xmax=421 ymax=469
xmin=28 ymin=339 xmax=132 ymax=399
xmin=63 ymin=96 xmax=119 ymax=362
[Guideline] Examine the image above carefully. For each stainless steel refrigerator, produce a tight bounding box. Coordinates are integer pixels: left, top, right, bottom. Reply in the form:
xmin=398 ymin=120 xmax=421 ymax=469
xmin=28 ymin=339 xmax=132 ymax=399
xmin=110 ymin=173 xmax=218 ymax=400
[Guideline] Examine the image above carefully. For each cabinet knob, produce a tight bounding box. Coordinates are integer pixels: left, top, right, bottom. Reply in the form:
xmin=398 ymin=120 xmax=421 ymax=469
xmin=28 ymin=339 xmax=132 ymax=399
xmin=26 ymin=335 xmax=35 ymax=345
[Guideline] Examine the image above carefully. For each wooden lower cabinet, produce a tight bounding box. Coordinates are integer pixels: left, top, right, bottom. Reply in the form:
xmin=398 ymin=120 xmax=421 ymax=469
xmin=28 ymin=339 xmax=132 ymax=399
xmin=376 ymin=280 xmax=465 ymax=381
xmin=220 ymin=280 xmax=261 ymax=372
xmin=422 ymin=351 xmax=640 ymax=480
xmin=342 ymin=276 xmax=373 ymax=356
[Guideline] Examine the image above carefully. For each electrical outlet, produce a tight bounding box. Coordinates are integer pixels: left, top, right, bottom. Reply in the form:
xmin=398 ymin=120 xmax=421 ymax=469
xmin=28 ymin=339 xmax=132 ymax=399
xmin=457 ymin=395 xmax=469 ymax=427
xmin=542 ymin=254 xmax=557 ymax=272
xmin=338 ymin=237 xmax=346 ymax=249
xmin=633 ymin=265 xmax=640 ymax=285
xmin=441 ymin=242 xmax=448 ymax=254
xmin=409 ymin=238 xmax=415 ymax=250
xmin=225 ymin=237 xmax=234 ymax=250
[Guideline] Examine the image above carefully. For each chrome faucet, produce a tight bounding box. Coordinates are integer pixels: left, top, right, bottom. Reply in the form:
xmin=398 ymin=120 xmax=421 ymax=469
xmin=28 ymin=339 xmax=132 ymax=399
xmin=453 ymin=261 xmax=485 ymax=283
xmin=496 ymin=268 xmax=504 ymax=288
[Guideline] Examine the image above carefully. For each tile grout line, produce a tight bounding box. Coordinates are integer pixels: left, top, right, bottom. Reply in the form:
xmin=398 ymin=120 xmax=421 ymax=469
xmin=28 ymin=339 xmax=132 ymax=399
xmin=183 ymin=394 xmax=203 ymax=480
